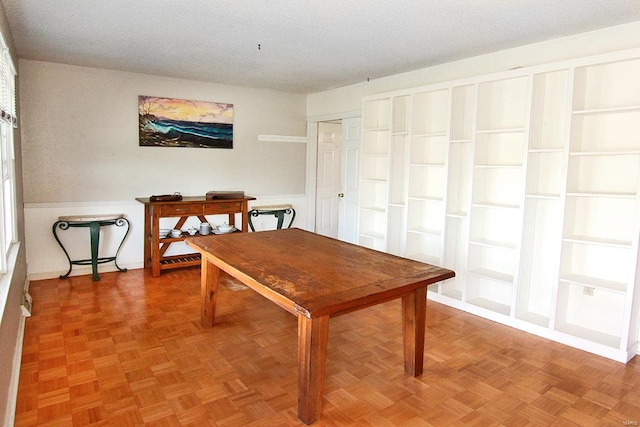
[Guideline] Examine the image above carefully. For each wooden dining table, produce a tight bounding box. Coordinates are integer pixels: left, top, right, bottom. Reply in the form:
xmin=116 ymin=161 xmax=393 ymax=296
xmin=186 ymin=228 xmax=455 ymax=424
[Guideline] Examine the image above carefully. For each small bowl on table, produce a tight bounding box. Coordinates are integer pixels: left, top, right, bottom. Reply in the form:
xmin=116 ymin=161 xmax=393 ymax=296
xmin=217 ymin=224 xmax=234 ymax=233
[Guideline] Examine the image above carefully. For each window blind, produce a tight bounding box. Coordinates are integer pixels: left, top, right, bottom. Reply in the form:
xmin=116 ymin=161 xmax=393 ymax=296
xmin=0 ymin=41 xmax=16 ymax=128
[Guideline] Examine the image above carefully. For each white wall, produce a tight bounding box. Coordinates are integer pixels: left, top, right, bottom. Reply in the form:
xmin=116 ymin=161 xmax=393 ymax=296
xmin=19 ymin=60 xmax=309 ymax=278
xmin=20 ymin=60 xmax=307 ymax=202
xmin=307 ymin=21 xmax=640 ymax=117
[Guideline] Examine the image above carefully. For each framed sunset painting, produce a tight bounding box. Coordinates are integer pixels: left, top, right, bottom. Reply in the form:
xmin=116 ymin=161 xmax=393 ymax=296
xmin=138 ymin=96 xmax=233 ymax=148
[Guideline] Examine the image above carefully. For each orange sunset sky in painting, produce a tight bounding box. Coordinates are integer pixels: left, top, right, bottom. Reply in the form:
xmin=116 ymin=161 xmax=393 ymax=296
xmin=139 ymin=96 xmax=233 ymax=124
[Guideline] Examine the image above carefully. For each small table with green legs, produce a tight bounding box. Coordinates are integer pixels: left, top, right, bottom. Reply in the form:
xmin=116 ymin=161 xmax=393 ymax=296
xmin=52 ymin=213 xmax=130 ymax=281
xmin=248 ymin=204 xmax=296 ymax=231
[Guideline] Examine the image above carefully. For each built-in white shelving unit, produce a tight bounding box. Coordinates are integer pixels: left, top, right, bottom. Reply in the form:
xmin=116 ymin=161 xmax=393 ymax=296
xmin=406 ymin=89 xmax=450 ymax=266
xmin=441 ymin=84 xmax=475 ymax=301
xmin=467 ymin=76 xmax=529 ymax=316
xmin=517 ymin=69 xmax=569 ymax=329
xmin=556 ymin=57 xmax=640 ymax=354
xmin=358 ymin=48 xmax=640 ymax=362
xmin=359 ymin=98 xmax=391 ymax=251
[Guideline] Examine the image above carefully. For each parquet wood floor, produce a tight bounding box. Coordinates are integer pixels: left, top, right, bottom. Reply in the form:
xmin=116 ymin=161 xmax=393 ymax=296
xmin=14 ymin=267 xmax=640 ymax=426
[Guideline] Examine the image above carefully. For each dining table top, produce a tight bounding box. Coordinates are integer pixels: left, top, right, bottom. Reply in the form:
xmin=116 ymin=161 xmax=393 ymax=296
xmin=185 ymin=228 xmax=455 ymax=319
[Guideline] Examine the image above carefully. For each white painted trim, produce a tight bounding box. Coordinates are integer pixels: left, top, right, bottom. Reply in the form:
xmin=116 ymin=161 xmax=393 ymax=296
xmin=24 ymin=200 xmax=140 ymax=209
xmin=307 ymin=110 xmax=361 ymax=123
xmin=3 ymin=312 xmax=25 ymax=427
xmin=248 ymin=193 xmax=306 ymax=203
xmin=305 ymin=122 xmax=318 ymax=232
xmin=0 ymin=242 xmax=20 ymax=328
xmin=257 ymin=134 xmax=308 ymax=143
xmin=305 ymin=113 xmax=362 ymax=234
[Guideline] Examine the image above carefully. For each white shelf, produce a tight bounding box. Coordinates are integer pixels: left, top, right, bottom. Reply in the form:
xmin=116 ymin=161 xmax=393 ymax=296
xmin=388 ymin=202 xmax=406 ymax=208
xmin=446 ymin=211 xmax=467 ymax=219
xmin=572 ymin=105 xmax=640 ymax=115
xmin=474 ymin=164 xmax=522 ymax=169
xmin=361 ymin=178 xmax=388 ymax=183
xmin=526 ymin=193 xmax=561 ymax=199
xmin=408 ymin=195 xmax=443 ymax=202
xmin=407 ymin=227 xmax=441 ymax=237
xmin=406 ymin=253 xmax=440 ymax=265
xmin=555 ymin=322 xmax=621 ymax=349
xmin=529 ymin=148 xmax=564 ymax=153
xmin=471 ymin=201 xmax=520 ymax=209
xmin=359 ymin=231 xmax=385 ymax=240
xmin=562 ymin=235 xmax=632 ymax=248
xmin=410 ymin=162 xmax=445 ymax=167
xmin=360 ymin=206 xmax=386 ymax=213
xmin=570 ymin=150 xmax=640 ymax=156
xmin=516 ymin=311 xmax=550 ymax=328
xmin=441 ymin=287 xmax=463 ymax=301
xmin=558 ymin=273 xmax=626 ymax=293
xmin=476 ymin=127 xmax=525 ymax=134
xmin=560 ymin=239 xmax=631 ymax=287
xmin=467 ymin=298 xmax=511 ymax=316
xmin=412 ymin=132 xmax=448 ymax=138
xmin=469 ymin=238 xmax=517 ymax=250
xmin=468 ymin=268 xmax=514 ymax=284
xmin=566 ymin=191 xmax=637 ymax=199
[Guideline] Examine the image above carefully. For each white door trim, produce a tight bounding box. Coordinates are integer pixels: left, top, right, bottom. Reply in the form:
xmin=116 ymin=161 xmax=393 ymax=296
xmin=305 ymin=110 xmax=361 ymax=233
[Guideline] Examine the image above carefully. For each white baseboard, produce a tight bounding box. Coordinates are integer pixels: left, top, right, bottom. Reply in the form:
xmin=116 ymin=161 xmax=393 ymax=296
xmin=27 ymin=261 xmax=145 ymax=281
xmin=3 ymin=277 xmax=29 ymax=427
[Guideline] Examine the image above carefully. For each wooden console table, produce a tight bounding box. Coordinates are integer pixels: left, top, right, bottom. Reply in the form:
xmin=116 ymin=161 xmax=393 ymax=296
xmin=136 ymin=195 xmax=255 ymax=277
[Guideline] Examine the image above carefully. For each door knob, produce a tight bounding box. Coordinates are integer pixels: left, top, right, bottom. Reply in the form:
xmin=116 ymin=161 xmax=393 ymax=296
xmin=338 ymin=193 xmax=344 ymax=198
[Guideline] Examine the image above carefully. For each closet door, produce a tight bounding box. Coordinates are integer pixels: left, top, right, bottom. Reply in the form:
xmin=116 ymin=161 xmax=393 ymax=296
xmin=556 ymin=58 xmax=640 ymax=355
xmin=467 ymin=76 xmax=529 ymax=315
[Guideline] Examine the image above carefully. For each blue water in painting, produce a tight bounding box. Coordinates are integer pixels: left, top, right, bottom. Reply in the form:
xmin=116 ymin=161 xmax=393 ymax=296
xmin=144 ymin=118 xmax=233 ymax=148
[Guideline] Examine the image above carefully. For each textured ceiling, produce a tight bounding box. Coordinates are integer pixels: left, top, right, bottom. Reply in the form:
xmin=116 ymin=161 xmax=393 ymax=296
xmin=2 ymin=0 xmax=640 ymax=94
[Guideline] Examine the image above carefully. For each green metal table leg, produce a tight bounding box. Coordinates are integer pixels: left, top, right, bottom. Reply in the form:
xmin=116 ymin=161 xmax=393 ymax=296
xmin=89 ymin=220 xmax=100 ymax=281
xmin=53 ymin=214 xmax=129 ymax=281
xmin=248 ymin=206 xmax=296 ymax=231
xmin=52 ymin=220 xmax=73 ymax=279
xmin=276 ymin=211 xmax=285 ymax=229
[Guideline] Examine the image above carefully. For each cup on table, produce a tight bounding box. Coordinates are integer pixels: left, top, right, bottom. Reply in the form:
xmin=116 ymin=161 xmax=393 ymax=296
xmin=170 ymin=229 xmax=182 ymax=238
xmin=200 ymin=222 xmax=212 ymax=235
xmin=187 ymin=227 xmax=197 ymax=236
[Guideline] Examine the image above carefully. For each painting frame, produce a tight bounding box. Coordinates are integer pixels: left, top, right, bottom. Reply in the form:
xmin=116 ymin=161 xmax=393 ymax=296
xmin=138 ymin=95 xmax=234 ymax=148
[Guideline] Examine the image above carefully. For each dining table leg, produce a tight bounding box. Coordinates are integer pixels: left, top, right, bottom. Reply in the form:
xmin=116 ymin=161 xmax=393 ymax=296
xmin=297 ymin=314 xmax=330 ymax=425
xmin=402 ymin=286 xmax=427 ymax=377
xmin=200 ymin=258 xmax=221 ymax=328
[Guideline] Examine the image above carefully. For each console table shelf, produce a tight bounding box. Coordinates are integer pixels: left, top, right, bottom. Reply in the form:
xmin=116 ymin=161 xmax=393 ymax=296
xmin=136 ymin=195 xmax=255 ymax=276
